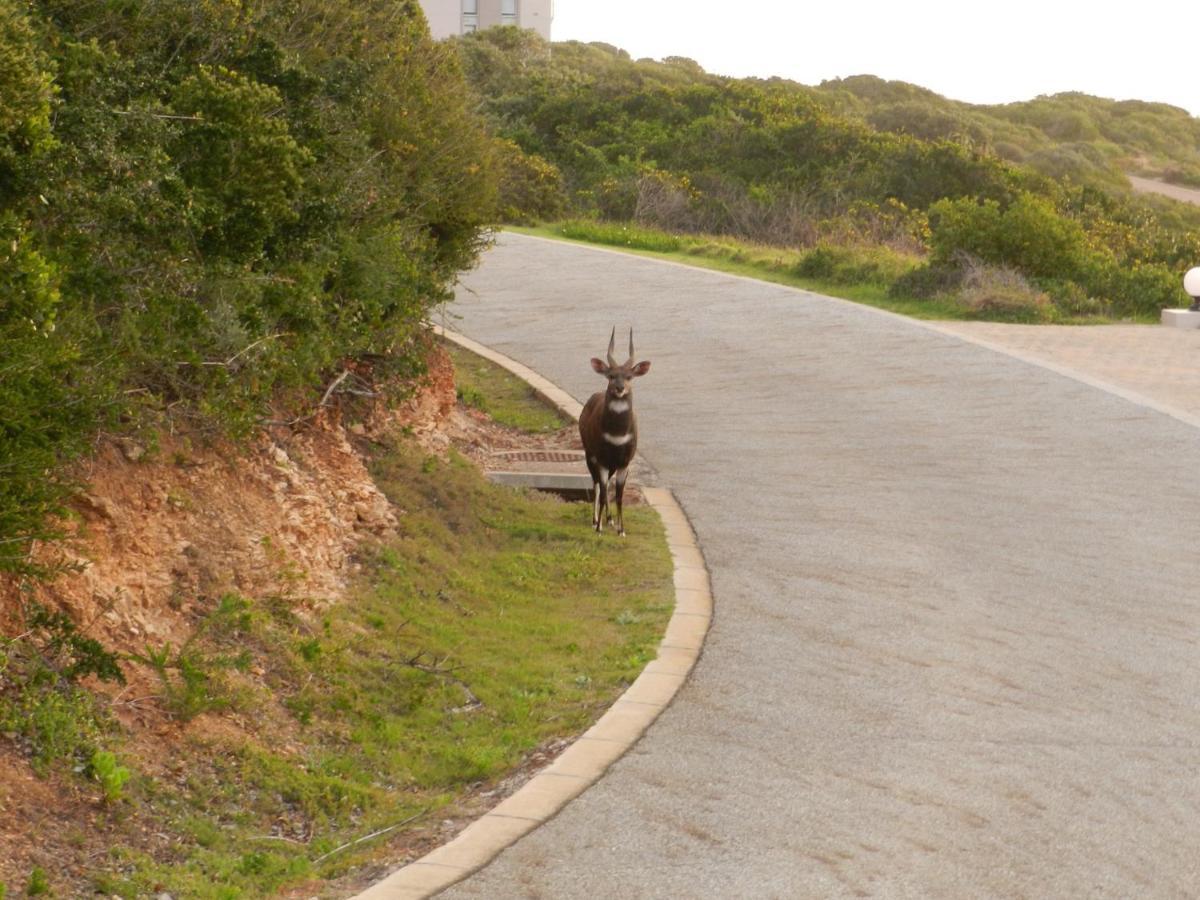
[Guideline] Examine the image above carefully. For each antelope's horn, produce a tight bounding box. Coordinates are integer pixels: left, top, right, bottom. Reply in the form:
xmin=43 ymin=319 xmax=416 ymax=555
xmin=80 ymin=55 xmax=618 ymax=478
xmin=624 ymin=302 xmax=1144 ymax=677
xmin=606 ymin=327 xmax=616 ymax=367
xmin=627 ymin=328 xmax=635 ymax=365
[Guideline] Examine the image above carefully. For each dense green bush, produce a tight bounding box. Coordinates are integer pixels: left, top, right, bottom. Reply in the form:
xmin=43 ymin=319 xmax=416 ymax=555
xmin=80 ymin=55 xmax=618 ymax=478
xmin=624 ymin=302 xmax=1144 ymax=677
xmin=927 ymin=193 xmax=1189 ymax=316
xmin=0 ymin=0 xmax=497 ymax=573
xmin=927 ymin=193 xmax=1091 ymax=281
xmin=494 ymin=138 xmax=566 ymax=223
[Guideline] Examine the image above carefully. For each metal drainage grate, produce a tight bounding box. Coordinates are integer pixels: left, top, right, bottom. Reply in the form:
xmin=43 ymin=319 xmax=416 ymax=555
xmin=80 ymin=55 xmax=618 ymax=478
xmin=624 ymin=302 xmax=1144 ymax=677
xmin=490 ymin=450 xmax=584 ymax=464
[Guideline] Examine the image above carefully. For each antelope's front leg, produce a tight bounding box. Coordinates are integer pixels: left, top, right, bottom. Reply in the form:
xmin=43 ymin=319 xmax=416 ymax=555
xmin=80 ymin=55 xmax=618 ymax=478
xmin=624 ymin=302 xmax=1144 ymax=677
xmin=591 ymin=480 xmax=602 ymax=531
xmin=593 ymin=467 xmax=610 ymax=533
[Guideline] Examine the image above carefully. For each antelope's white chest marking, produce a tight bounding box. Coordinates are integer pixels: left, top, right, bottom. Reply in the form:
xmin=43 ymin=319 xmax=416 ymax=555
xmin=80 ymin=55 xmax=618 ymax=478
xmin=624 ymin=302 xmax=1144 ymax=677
xmin=603 ymin=432 xmax=633 ymax=446
xmin=607 ymin=400 xmax=630 ymax=413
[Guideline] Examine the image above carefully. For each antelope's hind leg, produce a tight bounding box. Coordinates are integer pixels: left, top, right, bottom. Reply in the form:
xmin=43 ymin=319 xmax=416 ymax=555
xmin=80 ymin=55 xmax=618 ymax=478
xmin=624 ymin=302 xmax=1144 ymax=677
xmin=614 ymin=469 xmax=629 ymax=536
xmin=585 ymin=458 xmax=602 ymax=532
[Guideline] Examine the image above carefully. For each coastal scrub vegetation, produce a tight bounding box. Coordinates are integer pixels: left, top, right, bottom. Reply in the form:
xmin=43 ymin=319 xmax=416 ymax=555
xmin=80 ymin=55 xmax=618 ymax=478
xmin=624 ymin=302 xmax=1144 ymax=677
xmin=456 ymin=30 xmax=1200 ymax=324
xmin=0 ymin=0 xmax=496 ymax=571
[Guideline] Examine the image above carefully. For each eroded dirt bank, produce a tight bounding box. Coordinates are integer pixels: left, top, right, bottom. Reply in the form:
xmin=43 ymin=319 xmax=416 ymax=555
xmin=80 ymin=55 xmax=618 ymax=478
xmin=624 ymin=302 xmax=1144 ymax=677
xmin=1 ymin=348 xmax=456 ymax=656
xmin=0 ymin=347 xmax=462 ymax=887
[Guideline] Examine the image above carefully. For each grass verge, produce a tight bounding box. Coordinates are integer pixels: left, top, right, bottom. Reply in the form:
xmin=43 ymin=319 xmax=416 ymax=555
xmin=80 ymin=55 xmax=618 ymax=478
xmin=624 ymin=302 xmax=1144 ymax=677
xmin=2 ymin=365 xmax=672 ymax=897
xmin=101 ymin=445 xmax=671 ymax=898
xmin=508 ymin=222 xmax=1145 ymax=324
xmin=443 ymin=340 xmax=570 ymax=433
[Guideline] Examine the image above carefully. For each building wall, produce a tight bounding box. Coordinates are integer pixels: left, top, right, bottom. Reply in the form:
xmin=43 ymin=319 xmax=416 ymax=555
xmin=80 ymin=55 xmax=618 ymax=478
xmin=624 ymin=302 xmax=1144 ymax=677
xmin=520 ymin=0 xmax=553 ymax=39
xmin=422 ymin=0 xmax=462 ymax=40
xmin=419 ymin=0 xmax=551 ymax=41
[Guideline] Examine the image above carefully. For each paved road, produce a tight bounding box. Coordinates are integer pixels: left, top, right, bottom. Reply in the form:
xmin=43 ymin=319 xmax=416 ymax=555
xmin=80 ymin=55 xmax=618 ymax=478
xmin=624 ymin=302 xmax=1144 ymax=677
xmin=441 ymin=233 xmax=1200 ymax=898
xmin=934 ymin=320 xmax=1200 ymax=424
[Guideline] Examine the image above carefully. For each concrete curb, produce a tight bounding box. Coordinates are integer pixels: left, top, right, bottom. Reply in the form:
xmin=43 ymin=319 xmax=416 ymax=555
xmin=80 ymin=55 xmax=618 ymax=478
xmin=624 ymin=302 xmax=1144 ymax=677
xmin=350 ymin=326 xmax=712 ymax=899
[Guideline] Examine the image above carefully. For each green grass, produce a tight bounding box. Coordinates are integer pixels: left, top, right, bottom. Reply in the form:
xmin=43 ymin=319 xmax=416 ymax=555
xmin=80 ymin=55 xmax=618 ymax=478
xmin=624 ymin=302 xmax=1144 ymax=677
xmin=444 ymin=340 xmax=571 ymax=433
xmin=510 ymin=221 xmax=964 ymax=319
xmin=510 ymin=222 xmax=1138 ymax=323
xmin=87 ymin=439 xmax=672 ymax=898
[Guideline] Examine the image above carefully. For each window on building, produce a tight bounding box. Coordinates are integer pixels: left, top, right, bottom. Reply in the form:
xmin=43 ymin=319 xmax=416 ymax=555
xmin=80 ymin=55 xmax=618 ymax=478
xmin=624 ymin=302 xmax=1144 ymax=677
xmin=463 ymin=0 xmax=477 ymax=12
xmin=501 ymin=0 xmax=516 ymax=22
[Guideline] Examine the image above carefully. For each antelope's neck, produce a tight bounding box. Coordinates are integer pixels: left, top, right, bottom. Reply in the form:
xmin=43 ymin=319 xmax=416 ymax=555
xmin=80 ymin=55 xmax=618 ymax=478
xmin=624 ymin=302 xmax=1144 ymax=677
xmin=603 ymin=396 xmax=633 ymax=426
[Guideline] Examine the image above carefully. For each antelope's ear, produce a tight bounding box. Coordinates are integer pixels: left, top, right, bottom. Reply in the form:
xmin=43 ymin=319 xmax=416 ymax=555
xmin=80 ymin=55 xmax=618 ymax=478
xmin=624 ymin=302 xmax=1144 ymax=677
xmin=590 ymin=357 xmax=608 ymax=374
xmin=631 ymin=360 xmax=651 ymax=376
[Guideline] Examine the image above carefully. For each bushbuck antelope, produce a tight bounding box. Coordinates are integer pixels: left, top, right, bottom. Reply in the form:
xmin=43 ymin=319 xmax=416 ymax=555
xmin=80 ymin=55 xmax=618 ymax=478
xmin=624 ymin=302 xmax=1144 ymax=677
xmin=579 ymin=327 xmax=651 ymax=535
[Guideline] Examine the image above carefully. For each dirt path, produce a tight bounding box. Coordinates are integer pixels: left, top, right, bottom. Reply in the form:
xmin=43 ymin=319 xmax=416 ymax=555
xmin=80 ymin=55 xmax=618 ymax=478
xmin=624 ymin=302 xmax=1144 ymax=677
xmin=1128 ymin=174 xmax=1200 ymax=206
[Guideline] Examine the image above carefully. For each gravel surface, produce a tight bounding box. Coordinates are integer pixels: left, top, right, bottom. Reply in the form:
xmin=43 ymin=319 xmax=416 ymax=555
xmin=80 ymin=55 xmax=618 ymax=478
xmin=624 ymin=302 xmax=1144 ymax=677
xmin=439 ymin=233 xmax=1200 ymax=899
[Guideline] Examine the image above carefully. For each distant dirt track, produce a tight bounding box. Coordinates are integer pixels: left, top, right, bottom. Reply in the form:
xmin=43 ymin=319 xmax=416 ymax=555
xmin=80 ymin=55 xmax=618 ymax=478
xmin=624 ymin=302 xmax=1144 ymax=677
xmin=1129 ymin=174 xmax=1200 ymax=206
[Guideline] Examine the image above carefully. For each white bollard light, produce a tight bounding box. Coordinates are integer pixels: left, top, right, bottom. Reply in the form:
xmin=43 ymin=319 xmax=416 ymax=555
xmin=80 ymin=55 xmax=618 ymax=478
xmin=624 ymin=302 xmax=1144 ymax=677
xmin=1161 ymin=267 xmax=1200 ymax=327
xmin=1185 ymin=267 xmax=1200 ymax=312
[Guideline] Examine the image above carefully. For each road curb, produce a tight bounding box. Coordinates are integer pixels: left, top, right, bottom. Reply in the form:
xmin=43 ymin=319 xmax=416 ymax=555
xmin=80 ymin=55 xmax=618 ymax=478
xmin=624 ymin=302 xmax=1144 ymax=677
xmin=350 ymin=326 xmax=712 ymax=899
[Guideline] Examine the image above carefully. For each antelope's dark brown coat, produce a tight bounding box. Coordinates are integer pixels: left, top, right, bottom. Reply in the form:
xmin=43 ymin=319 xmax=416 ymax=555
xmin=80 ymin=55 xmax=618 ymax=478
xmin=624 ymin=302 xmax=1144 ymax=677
xmin=578 ymin=328 xmax=650 ymax=535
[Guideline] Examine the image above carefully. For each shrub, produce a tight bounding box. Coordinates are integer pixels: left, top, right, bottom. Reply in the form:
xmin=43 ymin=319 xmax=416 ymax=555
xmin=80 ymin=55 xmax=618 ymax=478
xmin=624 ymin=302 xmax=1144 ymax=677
xmin=89 ymin=750 xmax=132 ymax=804
xmin=1041 ymin=279 xmax=1112 ymax=319
xmin=494 ymin=138 xmax=566 ymax=224
xmin=955 ymin=260 xmax=1054 ymax=322
xmin=170 ymin=65 xmax=310 ymax=260
xmin=928 ymin=193 xmax=1091 ymax=281
xmin=0 ymin=215 xmax=104 ymax=574
xmin=1093 ymin=259 xmax=1185 ymax=318
xmin=889 ymin=260 xmax=966 ymax=299
xmin=794 ymin=242 xmax=918 ymax=286
xmin=0 ymin=604 xmax=123 ymax=772
xmin=1162 ymin=163 xmax=1200 ymax=189
xmin=24 ymin=869 xmax=49 ymax=897
xmin=23 ymin=604 xmax=125 ymax=686
xmin=0 ymin=0 xmax=54 ymax=188
xmin=0 ymin=684 xmax=107 ymax=773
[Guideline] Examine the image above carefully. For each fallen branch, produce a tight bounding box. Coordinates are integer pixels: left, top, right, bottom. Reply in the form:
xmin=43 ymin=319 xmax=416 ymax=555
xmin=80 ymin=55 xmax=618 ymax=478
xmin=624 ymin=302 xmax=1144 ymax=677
xmin=250 ymin=834 xmax=308 ymax=846
xmin=312 ymin=809 xmax=428 ymax=864
xmin=263 ymin=369 xmax=351 ymax=428
xmin=405 ymin=652 xmax=483 ymax=714
xmin=318 ymin=369 xmax=352 ymax=408
xmin=111 ymin=108 xmax=204 ymax=121
xmin=176 ymin=333 xmax=287 ymax=370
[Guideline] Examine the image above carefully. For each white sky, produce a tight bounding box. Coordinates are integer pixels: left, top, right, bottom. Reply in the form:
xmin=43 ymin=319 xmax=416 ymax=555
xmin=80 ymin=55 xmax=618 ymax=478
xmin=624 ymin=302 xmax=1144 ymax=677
xmin=551 ymin=1 xmax=1199 ymax=116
